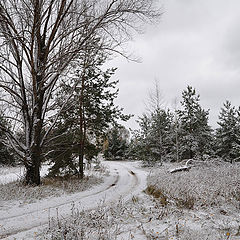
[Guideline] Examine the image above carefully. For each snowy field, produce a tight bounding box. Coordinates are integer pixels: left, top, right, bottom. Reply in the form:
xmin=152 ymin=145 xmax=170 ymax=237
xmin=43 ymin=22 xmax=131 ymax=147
xmin=0 ymin=161 xmax=239 ymax=240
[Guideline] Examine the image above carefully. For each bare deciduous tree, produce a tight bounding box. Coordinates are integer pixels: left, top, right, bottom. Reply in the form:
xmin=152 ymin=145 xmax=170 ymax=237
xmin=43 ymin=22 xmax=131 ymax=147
xmin=0 ymin=0 xmax=161 ymax=185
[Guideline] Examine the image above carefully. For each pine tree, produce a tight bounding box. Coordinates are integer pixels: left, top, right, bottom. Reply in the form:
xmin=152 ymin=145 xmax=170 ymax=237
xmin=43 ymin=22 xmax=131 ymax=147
xmin=178 ymin=86 xmax=212 ymax=160
xmin=232 ymin=107 xmax=240 ymax=162
xmin=215 ymin=101 xmax=240 ymax=162
xmin=104 ymin=125 xmax=129 ymax=160
xmin=132 ymin=108 xmax=172 ymax=165
xmin=130 ymin=81 xmax=174 ymax=165
xmin=169 ymin=109 xmax=181 ymax=162
xmin=150 ymin=109 xmax=173 ymax=163
xmin=47 ymin=53 xmax=131 ymax=176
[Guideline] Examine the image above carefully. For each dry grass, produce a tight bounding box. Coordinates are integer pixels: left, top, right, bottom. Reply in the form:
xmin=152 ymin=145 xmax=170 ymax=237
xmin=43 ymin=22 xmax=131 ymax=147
xmin=0 ymin=175 xmax=103 ymax=203
xmin=145 ymin=185 xmax=168 ymax=206
xmin=8 ymin=161 xmax=240 ymax=239
xmin=41 ymin=175 xmax=102 ymax=194
xmin=147 ymin=162 xmax=240 ymax=210
xmin=39 ymin=201 xmax=126 ymax=240
xmin=38 ymin=191 xmax=240 ymax=240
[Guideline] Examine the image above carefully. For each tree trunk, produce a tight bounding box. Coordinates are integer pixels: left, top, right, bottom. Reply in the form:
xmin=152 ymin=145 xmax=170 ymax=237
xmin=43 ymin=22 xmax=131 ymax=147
xmin=78 ymin=101 xmax=86 ymax=179
xmin=175 ymin=129 xmax=179 ymax=162
xmin=78 ymin=143 xmax=84 ymax=179
xmin=78 ymin=69 xmax=86 ymax=179
xmin=169 ymin=165 xmax=191 ymax=173
xmin=25 ymin=149 xmax=41 ymax=185
xmin=189 ymin=148 xmax=193 ymax=159
xmin=25 ymin=162 xmax=41 ymax=185
xmin=24 ymin=92 xmax=44 ymax=185
xmin=24 ymin=94 xmax=44 ymax=185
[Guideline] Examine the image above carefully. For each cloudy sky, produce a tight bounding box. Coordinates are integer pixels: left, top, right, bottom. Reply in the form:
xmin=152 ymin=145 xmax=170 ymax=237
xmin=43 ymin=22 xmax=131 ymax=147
xmin=109 ymin=0 xmax=240 ymax=130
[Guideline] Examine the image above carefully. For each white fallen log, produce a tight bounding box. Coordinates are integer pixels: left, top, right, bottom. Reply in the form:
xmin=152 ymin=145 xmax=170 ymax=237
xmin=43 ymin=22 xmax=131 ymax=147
xmin=169 ymin=165 xmax=191 ymax=173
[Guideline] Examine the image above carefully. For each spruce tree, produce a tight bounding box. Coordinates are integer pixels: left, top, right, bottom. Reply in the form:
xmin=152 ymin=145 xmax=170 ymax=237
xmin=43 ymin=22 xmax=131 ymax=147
xmin=178 ymin=86 xmax=212 ymax=160
xmin=104 ymin=125 xmax=129 ymax=160
xmin=215 ymin=101 xmax=240 ymax=162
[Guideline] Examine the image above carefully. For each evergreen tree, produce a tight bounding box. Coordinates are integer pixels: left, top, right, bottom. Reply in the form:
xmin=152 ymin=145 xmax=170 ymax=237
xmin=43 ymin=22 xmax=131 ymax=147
xmin=215 ymin=101 xmax=240 ymax=162
xmin=132 ymin=108 xmax=172 ymax=165
xmin=150 ymin=109 xmax=173 ymax=162
xmin=0 ymin=112 xmax=14 ymax=165
xmin=169 ymin=108 xmax=181 ymax=162
xmin=104 ymin=125 xmax=129 ymax=160
xmin=232 ymin=106 xmax=240 ymax=162
xmin=129 ymin=85 xmax=214 ymax=164
xmin=177 ymin=86 xmax=212 ymax=160
xmin=132 ymin=114 xmax=153 ymax=164
xmin=47 ymin=53 xmax=131 ymax=176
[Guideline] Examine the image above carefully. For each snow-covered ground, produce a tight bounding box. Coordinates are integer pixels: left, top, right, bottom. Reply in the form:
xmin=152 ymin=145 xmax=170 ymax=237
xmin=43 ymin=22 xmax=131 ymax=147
xmin=0 ymin=161 xmax=147 ymax=239
xmin=0 ymin=165 xmax=50 ymax=185
xmin=35 ymin=161 xmax=240 ymax=240
xmin=0 ymin=161 xmax=239 ymax=240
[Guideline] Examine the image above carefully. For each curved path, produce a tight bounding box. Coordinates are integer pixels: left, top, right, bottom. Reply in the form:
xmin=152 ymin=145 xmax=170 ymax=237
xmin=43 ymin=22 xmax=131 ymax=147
xmin=0 ymin=161 xmax=147 ymax=240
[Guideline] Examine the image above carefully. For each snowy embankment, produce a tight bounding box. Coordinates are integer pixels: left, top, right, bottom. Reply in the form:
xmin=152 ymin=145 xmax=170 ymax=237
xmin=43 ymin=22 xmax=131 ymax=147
xmin=0 ymin=161 xmax=147 ymax=239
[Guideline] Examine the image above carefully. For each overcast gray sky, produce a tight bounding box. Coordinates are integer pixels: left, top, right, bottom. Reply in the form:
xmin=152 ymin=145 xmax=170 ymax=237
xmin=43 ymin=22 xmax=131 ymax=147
xmin=109 ymin=0 xmax=240 ymax=130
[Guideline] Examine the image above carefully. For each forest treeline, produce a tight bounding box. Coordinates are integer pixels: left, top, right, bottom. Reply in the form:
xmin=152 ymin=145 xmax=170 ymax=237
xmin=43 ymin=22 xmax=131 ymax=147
xmin=125 ymin=85 xmax=240 ymax=165
xmin=1 ymin=79 xmax=240 ymax=174
xmin=0 ymin=1 xmax=238 ymax=185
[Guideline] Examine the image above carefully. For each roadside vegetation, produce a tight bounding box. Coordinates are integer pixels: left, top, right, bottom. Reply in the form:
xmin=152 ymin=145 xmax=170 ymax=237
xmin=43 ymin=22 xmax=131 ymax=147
xmin=38 ymin=161 xmax=240 ymax=240
xmin=147 ymin=161 xmax=240 ymax=210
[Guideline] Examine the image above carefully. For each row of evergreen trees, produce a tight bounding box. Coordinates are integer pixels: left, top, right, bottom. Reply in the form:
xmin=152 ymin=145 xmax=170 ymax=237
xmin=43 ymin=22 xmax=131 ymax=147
xmin=1 ymin=83 xmax=239 ymax=168
xmin=126 ymin=86 xmax=240 ymax=165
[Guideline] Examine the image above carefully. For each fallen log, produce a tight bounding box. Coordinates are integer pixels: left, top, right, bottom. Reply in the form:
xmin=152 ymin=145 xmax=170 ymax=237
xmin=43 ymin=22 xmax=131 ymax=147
xmin=169 ymin=165 xmax=191 ymax=173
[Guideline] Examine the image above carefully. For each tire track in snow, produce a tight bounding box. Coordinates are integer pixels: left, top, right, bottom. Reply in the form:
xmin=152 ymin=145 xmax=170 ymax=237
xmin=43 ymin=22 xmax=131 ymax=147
xmin=0 ymin=161 xmax=145 ymax=239
xmin=0 ymin=174 xmax=120 ymax=222
xmin=0 ymin=174 xmax=120 ymax=239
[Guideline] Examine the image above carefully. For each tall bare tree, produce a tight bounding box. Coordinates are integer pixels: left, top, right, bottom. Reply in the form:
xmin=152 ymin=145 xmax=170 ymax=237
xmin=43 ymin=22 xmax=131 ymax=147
xmin=0 ymin=0 xmax=160 ymax=184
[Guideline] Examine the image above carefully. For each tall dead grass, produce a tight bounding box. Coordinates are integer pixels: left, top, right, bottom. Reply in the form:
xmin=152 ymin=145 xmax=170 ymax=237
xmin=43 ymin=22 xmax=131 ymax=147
xmin=147 ymin=163 xmax=240 ymax=210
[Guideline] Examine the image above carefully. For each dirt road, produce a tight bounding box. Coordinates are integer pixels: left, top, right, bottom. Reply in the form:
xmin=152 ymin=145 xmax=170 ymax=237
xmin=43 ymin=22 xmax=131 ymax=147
xmin=0 ymin=161 xmax=147 ymax=240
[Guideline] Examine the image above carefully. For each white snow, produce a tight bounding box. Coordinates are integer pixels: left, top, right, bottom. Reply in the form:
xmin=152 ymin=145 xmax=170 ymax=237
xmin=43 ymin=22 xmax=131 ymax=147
xmin=0 ymin=165 xmax=50 ymax=185
xmin=0 ymin=161 xmax=148 ymax=239
xmin=0 ymin=161 xmax=239 ymax=240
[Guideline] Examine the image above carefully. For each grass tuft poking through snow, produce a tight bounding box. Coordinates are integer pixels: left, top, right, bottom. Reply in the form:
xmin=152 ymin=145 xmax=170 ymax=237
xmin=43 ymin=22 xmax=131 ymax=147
xmin=38 ymin=191 xmax=240 ymax=239
xmin=39 ymin=201 xmax=125 ymax=240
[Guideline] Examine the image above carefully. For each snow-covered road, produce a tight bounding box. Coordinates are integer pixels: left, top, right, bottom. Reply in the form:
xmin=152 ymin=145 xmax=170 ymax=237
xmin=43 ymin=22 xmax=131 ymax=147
xmin=0 ymin=161 xmax=147 ymax=240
